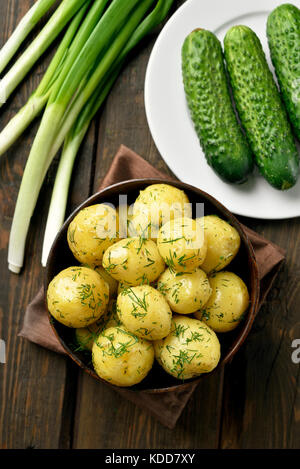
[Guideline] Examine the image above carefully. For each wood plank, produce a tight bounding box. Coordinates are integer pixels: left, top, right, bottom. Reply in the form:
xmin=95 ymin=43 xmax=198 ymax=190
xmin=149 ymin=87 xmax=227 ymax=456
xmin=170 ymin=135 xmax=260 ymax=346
xmin=0 ymin=0 xmax=97 ymax=448
xmin=73 ymin=369 xmax=224 ymax=449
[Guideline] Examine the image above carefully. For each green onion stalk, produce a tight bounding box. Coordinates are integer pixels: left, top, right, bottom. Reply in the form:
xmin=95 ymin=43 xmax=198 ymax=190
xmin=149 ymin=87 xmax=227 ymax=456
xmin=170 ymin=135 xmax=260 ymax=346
xmin=0 ymin=0 xmax=109 ymax=156
xmin=0 ymin=3 xmax=90 ymax=156
xmin=0 ymin=0 xmax=57 ymax=75
xmin=8 ymin=0 xmax=143 ymax=273
xmin=41 ymin=0 xmax=175 ymax=265
xmin=0 ymin=0 xmax=89 ymax=106
xmin=40 ymin=0 xmax=171 ymax=162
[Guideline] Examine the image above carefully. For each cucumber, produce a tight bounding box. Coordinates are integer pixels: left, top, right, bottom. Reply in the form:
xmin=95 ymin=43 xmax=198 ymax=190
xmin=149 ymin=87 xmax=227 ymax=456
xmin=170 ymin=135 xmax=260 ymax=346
xmin=267 ymin=3 xmax=300 ymax=140
xmin=181 ymin=29 xmax=253 ymax=184
xmin=224 ymin=25 xmax=299 ymax=190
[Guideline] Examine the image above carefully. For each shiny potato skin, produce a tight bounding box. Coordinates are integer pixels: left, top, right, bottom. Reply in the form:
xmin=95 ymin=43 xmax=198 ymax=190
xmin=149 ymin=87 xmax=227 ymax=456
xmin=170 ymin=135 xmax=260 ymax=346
xmin=158 ymin=267 xmax=212 ymax=314
xmin=157 ymin=217 xmax=207 ymax=272
xmin=197 ymin=215 xmax=240 ymax=274
xmin=67 ymin=204 xmax=119 ymax=266
xmin=116 ymin=285 xmax=172 ymax=341
xmin=102 ymin=237 xmax=165 ymax=286
xmin=47 ymin=266 xmax=109 ymax=328
xmin=92 ymin=326 xmax=154 ymax=387
xmin=158 ymin=315 xmax=221 ymax=380
xmin=194 ymin=271 xmax=249 ymax=332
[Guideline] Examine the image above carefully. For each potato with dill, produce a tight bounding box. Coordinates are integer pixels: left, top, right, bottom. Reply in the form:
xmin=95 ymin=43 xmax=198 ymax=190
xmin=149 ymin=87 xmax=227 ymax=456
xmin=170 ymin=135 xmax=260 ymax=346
xmin=196 ymin=215 xmax=240 ymax=274
xmin=157 ymin=267 xmax=212 ymax=314
xmin=157 ymin=217 xmax=207 ymax=272
xmin=67 ymin=204 xmax=119 ymax=266
xmin=158 ymin=315 xmax=221 ymax=380
xmin=47 ymin=266 xmax=109 ymax=328
xmin=131 ymin=183 xmax=192 ymax=240
xmin=102 ymin=237 xmax=165 ymax=286
xmin=92 ymin=326 xmax=154 ymax=387
xmin=194 ymin=271 xmax=249 ymax=332
xmin=116 ymin=285 xmax=172 ymax=340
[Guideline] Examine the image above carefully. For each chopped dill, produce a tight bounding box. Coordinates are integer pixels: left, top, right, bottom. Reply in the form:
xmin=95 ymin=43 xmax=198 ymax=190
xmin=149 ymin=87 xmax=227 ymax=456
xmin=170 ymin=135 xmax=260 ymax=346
xmin=170 ymin=349 xmax=196 ymax=379
xmin=173 ymin=322 xmax=188 ymax=338
xmin=122 ymin=287 xmax=150 ymax=313
xmin=160 ymin=236 xmax=185 ymax=244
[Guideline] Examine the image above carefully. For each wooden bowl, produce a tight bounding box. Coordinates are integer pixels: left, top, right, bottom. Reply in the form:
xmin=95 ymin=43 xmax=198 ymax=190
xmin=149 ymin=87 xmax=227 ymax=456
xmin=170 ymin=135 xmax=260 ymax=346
xmin=45 ymin=178 xmax=260 ymax=393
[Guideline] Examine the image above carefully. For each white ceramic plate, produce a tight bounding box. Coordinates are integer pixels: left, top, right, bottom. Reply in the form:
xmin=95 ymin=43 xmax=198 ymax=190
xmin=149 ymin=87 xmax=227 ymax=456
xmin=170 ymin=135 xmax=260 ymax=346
xmin=145 ymin=0 xmax=300 ymax=219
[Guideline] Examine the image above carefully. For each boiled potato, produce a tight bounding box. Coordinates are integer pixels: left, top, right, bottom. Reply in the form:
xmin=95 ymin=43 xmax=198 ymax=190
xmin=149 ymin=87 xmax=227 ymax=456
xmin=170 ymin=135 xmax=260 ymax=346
xmin=94 ymin=265 xmax=118 ymax=298
xmin=92 ymin=326 xmax=154 ymax=387
xmin=67 ymin=204 xmax=119 ymax=266
xmin=158 ymin=315 xmax=221 ymax=380
xmin=157 ymin=217 xmax=207 ymax=272
xmin=194 ymin=271 xmax=249 ymax=332
xmin=75 ymin=304 xmax=112 ymax=351
xmin=131 ymin=184 xmax=192 ymax=239
xmin=47 ymin=266 xmax=109 ymax=328
xmin=197 ymin=215 xmax=240 ymax=273
xmin=116 ymin=285 xmax=172 ymax=340
xmin=102 ymin=237 xmax=165 ymax=286
xmin=157 ymin=267 xmax=212 ymax=314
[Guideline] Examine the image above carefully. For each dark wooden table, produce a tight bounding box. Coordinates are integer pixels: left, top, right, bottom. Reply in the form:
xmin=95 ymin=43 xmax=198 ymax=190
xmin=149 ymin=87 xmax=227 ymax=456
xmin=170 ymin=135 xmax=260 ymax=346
xmin=0 ymin=0 xmax=299 ymax=450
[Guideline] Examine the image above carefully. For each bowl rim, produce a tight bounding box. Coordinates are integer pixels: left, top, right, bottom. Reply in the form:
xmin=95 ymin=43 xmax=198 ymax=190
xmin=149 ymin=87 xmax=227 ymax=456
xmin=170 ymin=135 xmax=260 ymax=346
xmin=45 ymin=177 xmax=260 ymax=393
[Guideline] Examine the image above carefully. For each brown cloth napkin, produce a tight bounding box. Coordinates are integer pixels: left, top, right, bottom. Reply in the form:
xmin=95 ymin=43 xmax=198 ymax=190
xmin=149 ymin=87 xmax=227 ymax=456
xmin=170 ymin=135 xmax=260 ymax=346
xmin=19 ymin=145 xmax=286 ymax=429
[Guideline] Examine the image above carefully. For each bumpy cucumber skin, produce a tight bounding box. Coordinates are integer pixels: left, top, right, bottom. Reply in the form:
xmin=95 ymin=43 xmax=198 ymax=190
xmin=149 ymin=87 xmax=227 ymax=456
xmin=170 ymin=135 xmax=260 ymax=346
xmin=181 ymin=29 xmax=253 ymax=184
xmin=267 ymin=3 xmax=300 ymax=140
xmin=224 ymin=25 xmax=299 ymax=190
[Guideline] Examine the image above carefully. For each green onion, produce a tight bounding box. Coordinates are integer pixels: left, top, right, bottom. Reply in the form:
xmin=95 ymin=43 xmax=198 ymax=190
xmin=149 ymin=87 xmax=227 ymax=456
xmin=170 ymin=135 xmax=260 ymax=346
xmin=8 ymin=0 xmax=175 ymax=273
xmin=0 ymin=0 xmax=57 ymax=75
xmin=47 ymin=0 xmax=175 ymax=161
xmin=0 ymin=3 xmax=90 ymax=156
xmin=0 ymin=0 xmax=88 ymax=106
xmin=41 ymin=0 xmax=175 ymax=265
xmin=8 ymin=0 xmax=143 ymax=273
xmin=39 ymin=0 xmax=157 ymax=162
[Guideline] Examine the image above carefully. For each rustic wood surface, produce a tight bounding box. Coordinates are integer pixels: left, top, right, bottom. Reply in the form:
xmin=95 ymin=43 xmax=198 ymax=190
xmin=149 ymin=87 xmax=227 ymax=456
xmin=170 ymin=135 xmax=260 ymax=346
xmin=0 ymin=0 xmax=299 ymax=449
